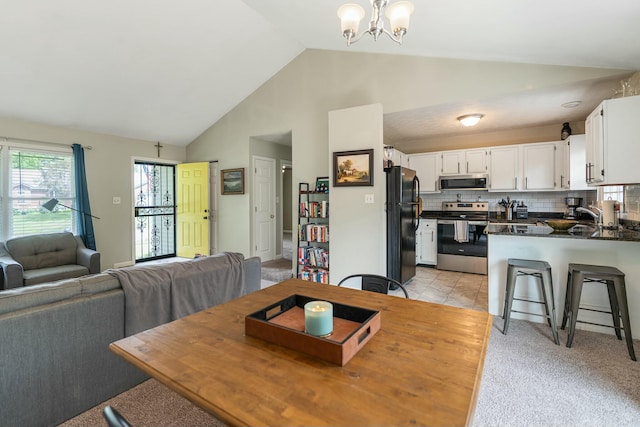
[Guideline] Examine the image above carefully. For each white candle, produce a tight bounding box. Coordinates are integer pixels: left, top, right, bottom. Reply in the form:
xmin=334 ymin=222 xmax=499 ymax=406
xmin=304 ymin=301 xmax=333 ymax=337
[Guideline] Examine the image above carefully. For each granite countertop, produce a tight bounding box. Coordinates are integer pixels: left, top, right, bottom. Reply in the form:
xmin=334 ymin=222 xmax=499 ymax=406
xmin=485 ymin=223 xmax=640 ymax=242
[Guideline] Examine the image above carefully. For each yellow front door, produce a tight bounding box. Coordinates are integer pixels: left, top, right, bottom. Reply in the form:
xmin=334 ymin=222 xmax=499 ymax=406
xmin=176 ymin=162 xmax=209 ymax=258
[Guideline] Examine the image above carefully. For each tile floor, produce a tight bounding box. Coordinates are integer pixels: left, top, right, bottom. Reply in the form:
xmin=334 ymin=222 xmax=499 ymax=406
xmin=388 ymin=266 xmax=488 ymax=312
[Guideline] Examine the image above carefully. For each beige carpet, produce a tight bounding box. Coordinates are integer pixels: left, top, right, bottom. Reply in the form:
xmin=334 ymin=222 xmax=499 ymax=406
xmin=60 ymin=316 xmax=640 ymax=427
xmin=59 ymin=379 xmax=226 ymax=427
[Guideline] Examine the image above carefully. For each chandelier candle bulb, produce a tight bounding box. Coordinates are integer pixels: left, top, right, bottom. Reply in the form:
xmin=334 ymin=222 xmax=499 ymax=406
xmin=304 ymin=301 xmax=333 ymax=337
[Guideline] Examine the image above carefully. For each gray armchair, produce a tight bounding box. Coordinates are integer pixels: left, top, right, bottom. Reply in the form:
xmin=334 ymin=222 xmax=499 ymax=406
xmin=0 ymin=232 xmax=100 ymax=290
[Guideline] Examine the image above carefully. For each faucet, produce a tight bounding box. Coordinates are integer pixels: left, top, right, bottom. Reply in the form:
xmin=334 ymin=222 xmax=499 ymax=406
xmin=576 ymin=206 xmax=603 ymax=228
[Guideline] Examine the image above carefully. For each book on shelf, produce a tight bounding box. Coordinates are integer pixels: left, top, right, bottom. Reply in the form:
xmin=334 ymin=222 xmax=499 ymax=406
xmin=298 ymin=267 xmax=329 ymax=284
xmin=299 ymin=200 xmax=329 ymax=218
xmin=298 ymin=223 xmax=329 ymax=242
xmin=297 ymin=246 xmax=329 ymax=269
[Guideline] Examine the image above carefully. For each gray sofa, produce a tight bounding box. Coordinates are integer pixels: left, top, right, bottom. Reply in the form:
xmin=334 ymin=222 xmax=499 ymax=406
xmin=0 ymin=253 xmax=261 ymax=427
xmin=0 ymin=232 xmax=100 ymax=290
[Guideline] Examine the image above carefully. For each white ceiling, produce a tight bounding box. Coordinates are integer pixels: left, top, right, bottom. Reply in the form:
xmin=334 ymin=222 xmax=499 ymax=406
xmin=1 ymin=0 xmax=639 ymax=146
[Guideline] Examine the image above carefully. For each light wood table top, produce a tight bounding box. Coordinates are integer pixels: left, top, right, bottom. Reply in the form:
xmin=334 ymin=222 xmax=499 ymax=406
xmin=110 ymin=279 xmax=492 ymax=427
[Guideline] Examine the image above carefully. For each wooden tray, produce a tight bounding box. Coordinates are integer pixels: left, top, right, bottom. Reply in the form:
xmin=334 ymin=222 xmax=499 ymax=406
xmin=245 ymin=294 xmax=380 ymax=366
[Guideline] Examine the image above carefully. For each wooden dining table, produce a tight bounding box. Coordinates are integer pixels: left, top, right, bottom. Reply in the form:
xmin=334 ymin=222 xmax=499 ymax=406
xmin=109 ymin=278 xmax=492 ymax=427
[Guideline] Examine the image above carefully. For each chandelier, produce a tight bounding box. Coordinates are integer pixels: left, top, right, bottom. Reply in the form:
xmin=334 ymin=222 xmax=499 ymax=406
xmin=337 ymin=0 xmax=415 ymax=46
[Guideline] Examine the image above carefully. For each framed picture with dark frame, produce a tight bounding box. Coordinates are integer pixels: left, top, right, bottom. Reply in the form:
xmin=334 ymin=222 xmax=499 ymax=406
xmin=333 ymin=149 xmax=374 ymax=187
xmin=221 ymin=168 xmax=245 ymax=195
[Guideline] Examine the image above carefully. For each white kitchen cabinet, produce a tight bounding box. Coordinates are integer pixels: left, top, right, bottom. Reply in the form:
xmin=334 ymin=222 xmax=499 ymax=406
xmin=390 ymin=148 xmax=409 ymax=168
xmin=557 ymin=136 xmax=589 ymax=190
xmin=488 ymin=145 xmax=520 ymax=191
xmin=465 ymin=149 xmax=488 ymax=174
xmin=556 ymin=140 xmax=569 ymax=190
xmin=416 ymin=219 xmax=437 ymax=265
xmin=408 ymin=152 xmax=441 ymax=193
xmin=585 ymin=95 xmax=640 ymax=185
xmin=585 ymin=105 xmax=605 ymax=184
xmin=522 ymin=142 xmax=556 ymax=190
xmin=441 ymin=149 xmax=487 ymax=175
xmin=441 ymin=150 xmax=464 ymax=175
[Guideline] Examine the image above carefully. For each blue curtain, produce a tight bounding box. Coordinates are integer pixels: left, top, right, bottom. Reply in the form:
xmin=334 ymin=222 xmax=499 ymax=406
xmin=72 ymin=144 xmax=96 ymax=250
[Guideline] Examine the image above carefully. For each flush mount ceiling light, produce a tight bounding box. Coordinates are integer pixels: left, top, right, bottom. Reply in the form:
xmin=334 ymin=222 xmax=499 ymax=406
xmin=457 ymin=114 xmax=484 ymax=127
xmin=561 ymin=101 xmax=582 ymax=108
xmin=337 ymin=0 xmax=415 ymax=46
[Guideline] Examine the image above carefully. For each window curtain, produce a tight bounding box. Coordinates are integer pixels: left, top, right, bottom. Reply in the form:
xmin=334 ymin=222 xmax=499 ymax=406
xmin=72 ymin=144 xmax=96 ymax=250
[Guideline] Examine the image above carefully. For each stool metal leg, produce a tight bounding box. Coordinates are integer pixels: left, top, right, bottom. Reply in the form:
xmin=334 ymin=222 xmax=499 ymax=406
xmin=503 ymin=264 xmax=518 ymax=335
xmin=541 ymin=269 xmax=559 ymax=345
xmin=612 ymin=278 xmax=636 ymax=361
xmin=561 ymin=269 xmax=572 ymax=330
xmin=566 ymin=272 xmax=584 ymax=348
xmin=605 ymin=280 xmax=622 ymax=340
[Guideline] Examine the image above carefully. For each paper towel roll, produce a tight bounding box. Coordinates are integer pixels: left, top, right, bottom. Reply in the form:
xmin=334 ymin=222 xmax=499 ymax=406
xmin=602 ymin=200 xmax=618 ymax=228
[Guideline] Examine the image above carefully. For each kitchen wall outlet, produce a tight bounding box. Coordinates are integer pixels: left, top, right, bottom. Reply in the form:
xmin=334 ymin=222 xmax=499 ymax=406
xmin=112 ymin=196 xmax=121 ymax=204
xmin=365 ymin=194 xmax=374 ymax=204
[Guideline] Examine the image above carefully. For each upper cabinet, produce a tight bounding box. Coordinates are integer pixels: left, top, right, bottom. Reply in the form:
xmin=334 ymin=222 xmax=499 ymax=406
xmin=488 ymin=145 xmax=520 ymax=191
xmin=390 ymin=148 xmax=410 ymax=168
xmin=440 ymin=149 xmax=487 ymax=175
xmin=440 ymin=150 xmax=464 ymax=175
xmin=522 ymin=142 xmax=556 ymax=191
xmin=585 ymin=95 xmax=640 ymax=186
xmin=567 ymin=135 xmax=589 ymax=190
xmin=408 ymin=152 xmax=441 ymax=193
xmin=465 ymin=149 xmax=488 ymax=174
xmin=556 ymin=140 xmax=570 ymax=190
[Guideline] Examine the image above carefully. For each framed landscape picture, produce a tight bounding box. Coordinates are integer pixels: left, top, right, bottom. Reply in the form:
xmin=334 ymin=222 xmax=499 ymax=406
xmin=333 ymin=149 xmax=374 ymax=187
xmin=221 ymin=168 xmax=245 ymax=195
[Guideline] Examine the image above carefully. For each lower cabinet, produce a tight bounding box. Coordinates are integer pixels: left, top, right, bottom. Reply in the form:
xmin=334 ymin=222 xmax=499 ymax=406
xmin=416 ymin=219 xmax=437 ymax=265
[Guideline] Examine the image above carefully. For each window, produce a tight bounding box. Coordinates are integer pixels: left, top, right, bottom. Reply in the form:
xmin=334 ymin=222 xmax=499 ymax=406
xmin=0 ymin=144 xmax=76 ymax=240
xmin=600 ymin=185 xmax=624 ymax=208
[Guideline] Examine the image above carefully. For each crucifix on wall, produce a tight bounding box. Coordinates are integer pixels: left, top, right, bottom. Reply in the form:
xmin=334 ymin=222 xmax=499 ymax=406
xmin=155 ymin=142 xmax=163 ymax=158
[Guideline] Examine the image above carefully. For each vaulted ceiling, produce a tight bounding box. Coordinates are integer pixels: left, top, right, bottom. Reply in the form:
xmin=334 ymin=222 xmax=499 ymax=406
xmin=1 ymin=0 xmax=638 ymax=146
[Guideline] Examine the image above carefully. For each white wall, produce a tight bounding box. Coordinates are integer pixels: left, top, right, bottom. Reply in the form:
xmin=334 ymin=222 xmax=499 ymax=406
xmin=328 ymin=104 xmax=386 ymax=283
xmin=0 ymin=117 xmax=186 ymax=269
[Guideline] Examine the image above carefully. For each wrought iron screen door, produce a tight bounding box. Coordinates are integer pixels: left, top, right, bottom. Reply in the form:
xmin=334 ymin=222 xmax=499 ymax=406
xmin=134 ymin=162 xmax=176 ymax=261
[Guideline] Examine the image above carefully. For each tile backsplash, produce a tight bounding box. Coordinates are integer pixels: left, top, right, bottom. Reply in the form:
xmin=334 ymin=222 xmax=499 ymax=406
xmin=421 ymin=190 xmax=597 ymax=214
xmin=623 ymin=185 xmax=640 ymax=221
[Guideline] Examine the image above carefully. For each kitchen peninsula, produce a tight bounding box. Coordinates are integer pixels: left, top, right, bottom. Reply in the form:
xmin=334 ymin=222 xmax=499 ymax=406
xmin=486 ymin=223 xmax=640 ymax=337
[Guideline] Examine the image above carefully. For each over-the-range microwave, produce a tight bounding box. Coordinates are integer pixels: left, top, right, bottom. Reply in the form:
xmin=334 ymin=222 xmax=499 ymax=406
xmin=439 ymin=174 xmax=488 ymax=190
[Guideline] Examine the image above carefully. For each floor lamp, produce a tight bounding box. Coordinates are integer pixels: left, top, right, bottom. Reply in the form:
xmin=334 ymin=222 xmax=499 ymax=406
xmin=42 ymin=198 xmax=101 ymax=219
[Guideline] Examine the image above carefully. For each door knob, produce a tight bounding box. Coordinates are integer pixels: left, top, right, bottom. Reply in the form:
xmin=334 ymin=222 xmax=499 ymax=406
xmin=270 ymin=214 xmax=275 ymax=218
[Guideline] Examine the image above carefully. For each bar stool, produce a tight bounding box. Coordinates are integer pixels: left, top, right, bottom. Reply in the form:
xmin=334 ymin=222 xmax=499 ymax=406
xmin=561 ymin=263 xmax=636 ymax=361
xmin=503 ymin=258 xmax=559 ymax=345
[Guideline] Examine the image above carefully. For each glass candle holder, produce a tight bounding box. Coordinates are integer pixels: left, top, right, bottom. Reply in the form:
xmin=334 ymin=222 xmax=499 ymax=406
xmin=304 ymin=301 xmax=333 ymax=337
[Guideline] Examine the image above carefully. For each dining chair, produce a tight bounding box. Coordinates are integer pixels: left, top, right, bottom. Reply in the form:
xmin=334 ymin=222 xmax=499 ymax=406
xmin=337 ymin=274 xmax=409 ymax=298
xmin=102 ymin=405 xmax=132 ymax=427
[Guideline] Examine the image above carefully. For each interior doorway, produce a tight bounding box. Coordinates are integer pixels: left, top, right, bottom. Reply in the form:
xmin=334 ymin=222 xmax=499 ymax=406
xmin=253 ymin=156 xmax=276 ymax=262
xmin=280 ymin=161 xmax=292 ymax=261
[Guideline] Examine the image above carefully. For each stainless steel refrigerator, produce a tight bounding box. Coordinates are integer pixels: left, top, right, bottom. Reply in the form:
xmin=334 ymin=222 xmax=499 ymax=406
xmin=386 ymin=166 xmax=420 ymax=285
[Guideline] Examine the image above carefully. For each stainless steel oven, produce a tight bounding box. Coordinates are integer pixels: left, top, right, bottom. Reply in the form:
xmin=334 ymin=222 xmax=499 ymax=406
xmin=436 ymin=202 xmax=488 ymax=275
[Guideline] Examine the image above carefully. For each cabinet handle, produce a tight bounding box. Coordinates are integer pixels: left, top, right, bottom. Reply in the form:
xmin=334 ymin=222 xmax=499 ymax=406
xmin=431 ymin=230 xmax=434 ymax=242
xmin=560 ymin=175 xmax=564 ymax=188
xmin=514 ymin=177 xmax=518 ymax=189
xmin=457 ymin=163 xmax=460 ymax=174
xmin=525 ymin=177 xmax=528 ymax=189
xmin=466 ymin=161 xmax=469 ymax=173
xmin=585 ymin=163 xmax=590 ymax=182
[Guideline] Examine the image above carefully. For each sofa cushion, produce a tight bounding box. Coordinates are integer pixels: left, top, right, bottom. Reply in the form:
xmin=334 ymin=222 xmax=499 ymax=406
xmin=23 ymin=265 xmax=89 ymax=286
xmin=5 ymin=232 xmax=77 ymax=271
xmin=0 ymin=279 xmax=81 ymax=315
xmin=79 ymin=273 xmax=121 ymax=295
